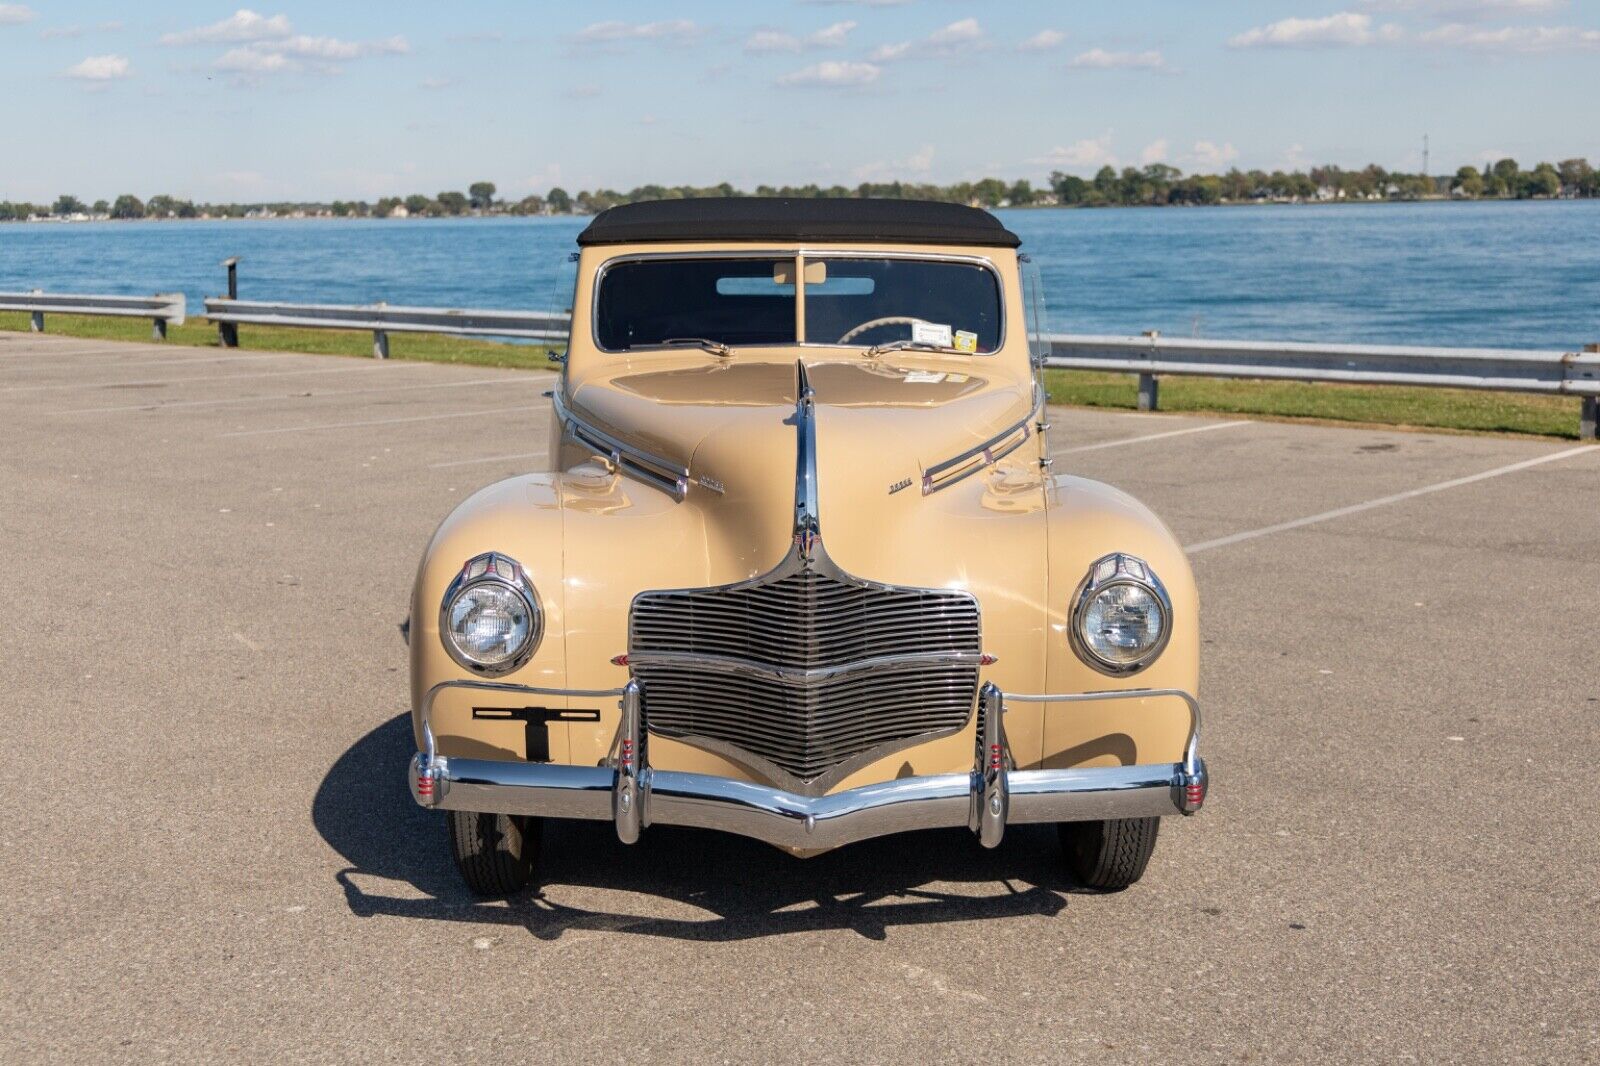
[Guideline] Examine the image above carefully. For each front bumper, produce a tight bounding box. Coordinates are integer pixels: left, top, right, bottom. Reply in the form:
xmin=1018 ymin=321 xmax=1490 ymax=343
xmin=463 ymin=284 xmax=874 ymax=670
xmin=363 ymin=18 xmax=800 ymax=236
xmin=409 ymin=680 xmax=1207 ymax=852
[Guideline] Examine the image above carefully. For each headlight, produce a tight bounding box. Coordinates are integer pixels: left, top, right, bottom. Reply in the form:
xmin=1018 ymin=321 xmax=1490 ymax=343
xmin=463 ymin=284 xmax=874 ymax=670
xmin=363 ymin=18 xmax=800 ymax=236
xmin=1070 ymin=553 xmax=1171 ymax=675
xmin=439 ymin=552 xmax=542 ymax=675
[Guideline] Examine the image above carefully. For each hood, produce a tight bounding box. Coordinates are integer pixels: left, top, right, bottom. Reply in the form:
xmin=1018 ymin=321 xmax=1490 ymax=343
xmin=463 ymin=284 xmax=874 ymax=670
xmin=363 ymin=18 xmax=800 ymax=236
xmin=562 ymin=353 xmax=1040 ymax=584
xmin=568 ymin=352 xmax=1033 ymax=480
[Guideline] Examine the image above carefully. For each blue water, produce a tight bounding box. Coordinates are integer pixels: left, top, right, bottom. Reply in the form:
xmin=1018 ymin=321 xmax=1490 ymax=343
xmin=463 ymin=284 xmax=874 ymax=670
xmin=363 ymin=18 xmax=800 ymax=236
xmin=2 ymin=201 xmax=1596 ymax=349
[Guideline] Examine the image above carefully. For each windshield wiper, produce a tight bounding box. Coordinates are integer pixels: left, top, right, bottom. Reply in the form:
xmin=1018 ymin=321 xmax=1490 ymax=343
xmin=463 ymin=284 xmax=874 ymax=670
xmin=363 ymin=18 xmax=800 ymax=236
xmin=865 ymin=339 xmax=959 ymax=358
xmin=657 ymin=337 xmax=732 ymax=356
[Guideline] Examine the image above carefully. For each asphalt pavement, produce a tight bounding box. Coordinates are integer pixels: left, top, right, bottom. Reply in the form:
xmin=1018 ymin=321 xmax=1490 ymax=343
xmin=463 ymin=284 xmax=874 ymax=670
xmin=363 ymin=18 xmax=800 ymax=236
xmin=3 ymin=332 xmax=1597 ymax=1064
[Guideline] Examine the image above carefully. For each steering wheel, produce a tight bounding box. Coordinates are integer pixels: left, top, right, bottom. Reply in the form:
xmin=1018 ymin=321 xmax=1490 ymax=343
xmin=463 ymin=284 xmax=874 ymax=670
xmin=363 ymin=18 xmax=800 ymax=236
xmin=836 ymin=316 xmax=928 ymax=345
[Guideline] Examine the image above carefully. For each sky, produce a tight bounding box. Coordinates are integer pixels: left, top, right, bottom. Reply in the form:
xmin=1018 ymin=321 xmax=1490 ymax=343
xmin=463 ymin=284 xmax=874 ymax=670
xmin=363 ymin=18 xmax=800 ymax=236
xmin=1 ymin=1 xmax=1598 ymax=202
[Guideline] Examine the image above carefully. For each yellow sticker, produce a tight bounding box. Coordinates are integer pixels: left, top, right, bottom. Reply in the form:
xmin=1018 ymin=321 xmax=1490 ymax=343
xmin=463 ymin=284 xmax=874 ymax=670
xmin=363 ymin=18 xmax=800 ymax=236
xmin=954 ymin=330 xmax=978 ymax=353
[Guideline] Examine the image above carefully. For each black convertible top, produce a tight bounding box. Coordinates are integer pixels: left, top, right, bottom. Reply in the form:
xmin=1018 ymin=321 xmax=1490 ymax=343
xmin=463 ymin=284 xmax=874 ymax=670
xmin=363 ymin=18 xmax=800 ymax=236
xmin=575 ymin=197 xmax=1022 ymax=248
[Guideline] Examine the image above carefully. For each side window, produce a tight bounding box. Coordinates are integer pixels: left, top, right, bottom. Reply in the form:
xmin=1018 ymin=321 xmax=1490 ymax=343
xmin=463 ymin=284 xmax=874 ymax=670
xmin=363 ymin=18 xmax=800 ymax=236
xmin=1019 ymin=254 xmax=1049 ymax=369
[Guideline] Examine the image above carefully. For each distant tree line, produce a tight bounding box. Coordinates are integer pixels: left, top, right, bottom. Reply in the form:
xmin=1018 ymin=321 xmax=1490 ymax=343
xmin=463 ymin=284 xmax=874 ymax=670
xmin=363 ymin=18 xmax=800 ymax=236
xmin=4 ymin=159 xmax=1597 ymax=223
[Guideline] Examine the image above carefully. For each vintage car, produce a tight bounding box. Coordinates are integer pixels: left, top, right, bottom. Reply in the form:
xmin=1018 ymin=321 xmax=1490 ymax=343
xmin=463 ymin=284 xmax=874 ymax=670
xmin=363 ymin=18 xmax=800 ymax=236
xmin=408 ymin=198 xmax=1206 ymax=896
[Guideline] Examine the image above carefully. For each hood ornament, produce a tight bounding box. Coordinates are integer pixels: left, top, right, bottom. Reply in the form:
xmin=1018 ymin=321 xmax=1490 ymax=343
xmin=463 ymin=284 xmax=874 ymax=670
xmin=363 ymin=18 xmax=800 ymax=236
xmin=789 ymin=361 xmax=820 ymax=564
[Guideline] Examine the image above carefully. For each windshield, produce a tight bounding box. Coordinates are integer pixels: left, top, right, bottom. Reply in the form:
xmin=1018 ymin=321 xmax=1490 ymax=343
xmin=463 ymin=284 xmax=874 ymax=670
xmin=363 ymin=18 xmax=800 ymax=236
xmin=804 ymin=257 xmax=1001 ymax=352
xmin=594 ymin=257 xmax=796 ymax=350
xmin=592 ymin=255 xmax=1002 ymax=354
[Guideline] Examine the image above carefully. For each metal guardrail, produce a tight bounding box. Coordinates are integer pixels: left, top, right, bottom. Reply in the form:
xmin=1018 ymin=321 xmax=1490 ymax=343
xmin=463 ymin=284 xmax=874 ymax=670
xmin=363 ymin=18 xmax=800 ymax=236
xmin=0 ymin=290 xmax=187 ymax=341
xmin=1042 ymin=331 xmax=1600 ymax=439
xmin=203 ymin=297 xmax=569 ymax=358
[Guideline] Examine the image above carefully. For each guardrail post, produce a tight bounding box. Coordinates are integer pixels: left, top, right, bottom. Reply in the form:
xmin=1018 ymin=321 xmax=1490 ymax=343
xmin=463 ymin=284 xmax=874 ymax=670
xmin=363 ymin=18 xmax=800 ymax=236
xmin=1137 ymin=330 xmax=1160 ymax=411
xmin=372 ymin=330 xmax=389 ymax=359
xmin=1584 ymin=345 xmax=1600 ymax=441
xmin=152 ymin=318 xmax=167 ymax=342
xmin=218 ymin=258 xmax=240 ymax=348
xmin=1138 ymin=373 xmax=1159 ymax=411
xmin=30 ymin=311 xmax=44 ymax=332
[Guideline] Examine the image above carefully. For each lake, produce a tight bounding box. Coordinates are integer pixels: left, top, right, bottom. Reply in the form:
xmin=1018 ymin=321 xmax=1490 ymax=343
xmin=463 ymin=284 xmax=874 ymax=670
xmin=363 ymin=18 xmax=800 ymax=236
xmin=2 ymin=200 xmax=1596 ymax=349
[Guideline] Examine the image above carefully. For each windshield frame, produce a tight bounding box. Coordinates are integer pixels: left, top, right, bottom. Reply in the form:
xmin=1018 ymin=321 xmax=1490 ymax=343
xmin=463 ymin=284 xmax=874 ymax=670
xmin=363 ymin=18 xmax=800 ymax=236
xmin=588 ymin=248 xmax=1006 ymax=356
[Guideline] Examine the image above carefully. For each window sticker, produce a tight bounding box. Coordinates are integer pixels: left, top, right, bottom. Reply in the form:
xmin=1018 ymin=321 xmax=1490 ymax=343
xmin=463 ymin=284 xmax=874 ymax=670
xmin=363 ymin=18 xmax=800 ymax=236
xmin=953 ymin=330 xmax=978 ymax=353
xmin=911 ymin=321 xmax=953 ymax=348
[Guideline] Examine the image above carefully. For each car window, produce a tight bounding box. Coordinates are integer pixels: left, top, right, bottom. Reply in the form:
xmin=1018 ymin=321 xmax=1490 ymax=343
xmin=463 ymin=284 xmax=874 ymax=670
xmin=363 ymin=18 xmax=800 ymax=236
xmin=803 ymin=258 xmax=1002 ymax=353
xmin=595 ymin=258 xmax=797 ymax=350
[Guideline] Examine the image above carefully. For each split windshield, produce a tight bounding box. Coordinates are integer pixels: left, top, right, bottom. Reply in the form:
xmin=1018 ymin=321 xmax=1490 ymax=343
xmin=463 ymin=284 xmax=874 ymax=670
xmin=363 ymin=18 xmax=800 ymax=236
xmin=593 ymin=255 xmax=1003 ymax=353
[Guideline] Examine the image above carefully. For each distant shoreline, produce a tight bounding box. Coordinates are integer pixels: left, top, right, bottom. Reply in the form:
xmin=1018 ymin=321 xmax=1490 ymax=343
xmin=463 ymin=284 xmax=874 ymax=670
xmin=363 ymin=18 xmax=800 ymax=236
xmin=3 ymin=194 xmax=1594 ymax=227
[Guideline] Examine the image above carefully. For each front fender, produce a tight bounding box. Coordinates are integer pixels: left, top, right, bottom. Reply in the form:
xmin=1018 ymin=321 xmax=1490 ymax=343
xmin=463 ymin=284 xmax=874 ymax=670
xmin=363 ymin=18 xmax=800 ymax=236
xmin=1032 ymin=474 xmax=1200 ymax=771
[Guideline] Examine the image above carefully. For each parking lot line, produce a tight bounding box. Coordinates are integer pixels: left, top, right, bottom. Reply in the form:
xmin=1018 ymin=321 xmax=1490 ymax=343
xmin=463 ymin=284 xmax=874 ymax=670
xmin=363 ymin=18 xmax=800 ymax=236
xmin=430 ymin=450 xmax=549 ymax=469
xmin=219 ymin=403 xmax=546 ymax=437
xmin=0 ymin=362 xmax=429 ymax=394
xmin=1054 ymin=419 xmax=1249 ymax=454
xmin=2 ymin=353 xmax=303 ymax=374
xmin=1186 ymin=444 xmax=1598 ymax=553
xmin=59 ymin=375 xmax=552 ymax=415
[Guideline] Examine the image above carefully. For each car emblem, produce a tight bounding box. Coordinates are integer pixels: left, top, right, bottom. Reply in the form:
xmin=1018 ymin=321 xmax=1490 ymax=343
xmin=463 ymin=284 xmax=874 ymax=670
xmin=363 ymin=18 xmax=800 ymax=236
xmin=888 ymin=477 xmax=914 ymax=495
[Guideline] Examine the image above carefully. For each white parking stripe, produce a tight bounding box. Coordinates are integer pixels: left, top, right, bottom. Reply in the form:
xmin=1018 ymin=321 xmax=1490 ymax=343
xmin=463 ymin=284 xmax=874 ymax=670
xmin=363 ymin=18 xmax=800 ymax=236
xmin=3 ymin=353 xmax=301 ymax=374
xmin=429 ymin=451 xmax=548 ymax=469
xmin=0 ymin=361 xmax=428 ymax=394
xmin=1054 ymin=420 xmax=1249 ymax=455
xmin=220 ymin=403 xmax=545 ymax=438
xmin=1186 ymin=445 xmax=1598 ymax=553
xmin=60 ymin=375 xmax=552 ymax=415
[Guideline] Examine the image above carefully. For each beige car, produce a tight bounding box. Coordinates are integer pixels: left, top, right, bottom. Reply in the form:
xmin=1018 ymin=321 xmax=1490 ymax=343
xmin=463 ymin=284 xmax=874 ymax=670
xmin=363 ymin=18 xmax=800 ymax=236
xmin=408 ymin=199 xmax=1206 ymax=895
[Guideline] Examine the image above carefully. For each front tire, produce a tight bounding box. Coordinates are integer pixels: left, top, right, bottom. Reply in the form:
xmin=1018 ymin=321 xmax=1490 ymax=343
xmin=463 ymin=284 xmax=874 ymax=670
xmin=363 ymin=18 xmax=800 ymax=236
xmin=447 ymin=811 xmax=541 ymax=897
xmin=1058 ymin=817 xmax=1159 ymax=891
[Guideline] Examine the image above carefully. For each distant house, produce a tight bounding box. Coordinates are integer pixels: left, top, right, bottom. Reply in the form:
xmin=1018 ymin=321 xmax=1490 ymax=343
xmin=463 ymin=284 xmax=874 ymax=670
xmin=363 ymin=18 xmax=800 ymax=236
xmin=1314 ymin=185 xmax=1342 ymax=201
xmin=390 ymin=204 xmax=410 ymax=219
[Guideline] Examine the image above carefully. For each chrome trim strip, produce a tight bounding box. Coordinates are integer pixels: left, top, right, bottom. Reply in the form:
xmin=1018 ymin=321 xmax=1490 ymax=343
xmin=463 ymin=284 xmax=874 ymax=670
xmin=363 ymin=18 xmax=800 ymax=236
xmin=622 ymin=649 xmax=986 ymax=686
xmin=919 ymin=384 xmax=1044 ymax=496
xmin=552 ymin=388 xmax=690 ymax=501
xmin=791 ymin=360 xmax=819 ymax=553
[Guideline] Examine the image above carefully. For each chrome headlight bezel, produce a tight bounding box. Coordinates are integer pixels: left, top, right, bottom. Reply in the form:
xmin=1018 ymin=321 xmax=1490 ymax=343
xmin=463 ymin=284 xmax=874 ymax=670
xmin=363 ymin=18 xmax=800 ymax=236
xmin=438 ymin=552 xmax=542 ymax=676
xmin=1069 ymin=552 xmax=1172 ymax=676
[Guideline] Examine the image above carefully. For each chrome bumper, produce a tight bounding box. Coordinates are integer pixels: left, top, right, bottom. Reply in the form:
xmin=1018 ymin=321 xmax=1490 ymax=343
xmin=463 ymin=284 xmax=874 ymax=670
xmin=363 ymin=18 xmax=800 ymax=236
xmin=409 ymin=680 xmax=1207 ymax=852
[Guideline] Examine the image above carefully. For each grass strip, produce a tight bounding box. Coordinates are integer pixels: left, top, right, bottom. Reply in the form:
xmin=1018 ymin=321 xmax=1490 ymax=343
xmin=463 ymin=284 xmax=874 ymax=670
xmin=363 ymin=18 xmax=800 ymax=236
xmin=2 ymin=313 xmax=1585 ymax=438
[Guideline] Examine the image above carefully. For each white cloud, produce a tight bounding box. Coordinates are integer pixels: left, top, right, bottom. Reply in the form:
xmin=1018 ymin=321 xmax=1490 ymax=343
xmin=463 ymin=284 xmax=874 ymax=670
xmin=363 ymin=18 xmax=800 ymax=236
xmin=871 ymin=18 xmax=986 ymax=61
xmin=810 ymin=20 xmax=857 ymax=47
xmin=744 ymin=20 xmax=856 ymax=54
xmin=160 ymin=9 xmax=292 ymax=46
xmin=854 ymin=143 xmax=937 ymax=180
xmin=1069 ymin=47 xmax=1168 ymax=70
xmin=64 ymin=53 xmax=129 ymax=81
xmin=929 ymin=18 xmax=983 ymax=45
xmin=0 ymin=4 xmax=36 ymax=25
xmin=777 ymin=60 xmax=881 ymax=87
xmin=1230 ymin=12 xmax=1402 ymax=48
xmin=1141 ymin=139 xmax=1170 ymax=165
xmin=574 ymin=20 xmax=700 ymax=45
xmin=1420 ymin=22 xmax=1600 ymax=50
xmin=40 ymin=25 xmax=84 ymax=39
xmin=1018 ymin=29 xmax=1067 ymax=52
xmin=212 ymin=32 xmax=408 ymax=79
xmin=1360 ymin=0 xmax=1565 ymax=17
xmin=419 ymin=76 xmax=455 ymax=90
xmin=1189 ymin=140 xmax=1240 ymax=168
xmin=1033 ymin=135 xmax=1118 ymax=170
xmin=798 ymin=0 xmax=911 ymax=6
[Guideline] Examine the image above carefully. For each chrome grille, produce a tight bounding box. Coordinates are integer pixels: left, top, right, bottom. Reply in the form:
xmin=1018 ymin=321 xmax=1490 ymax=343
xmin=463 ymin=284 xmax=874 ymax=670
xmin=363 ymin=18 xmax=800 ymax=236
xmin=630 ymin=566 xmax=981 ymax=788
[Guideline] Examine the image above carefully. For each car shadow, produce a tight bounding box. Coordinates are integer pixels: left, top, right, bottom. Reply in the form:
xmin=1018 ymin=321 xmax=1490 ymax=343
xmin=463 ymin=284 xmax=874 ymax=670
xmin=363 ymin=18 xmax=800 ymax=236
xmin=314 ymin=713 xmax=1087 ymax=942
